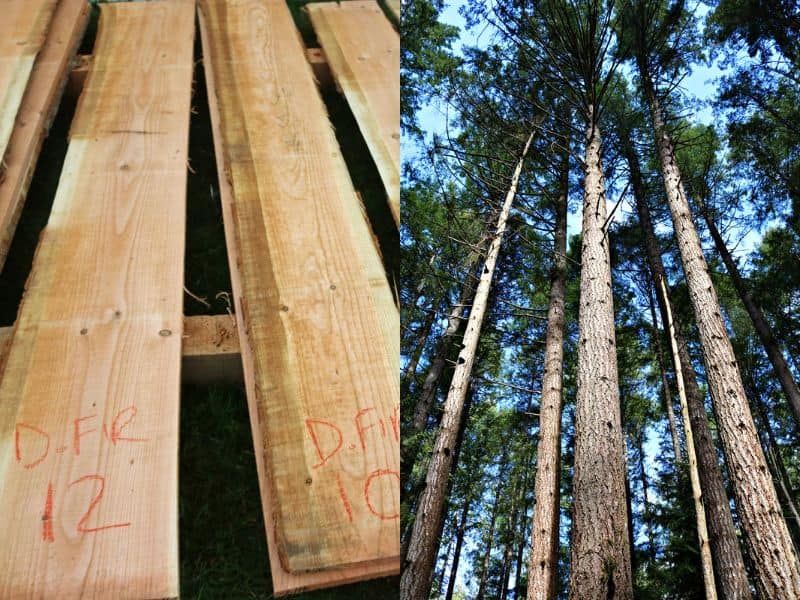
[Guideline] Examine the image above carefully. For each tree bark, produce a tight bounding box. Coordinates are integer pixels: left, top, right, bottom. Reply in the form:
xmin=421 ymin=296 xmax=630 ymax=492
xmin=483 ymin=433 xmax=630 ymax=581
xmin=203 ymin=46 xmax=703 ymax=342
xmin=745 ymin=372 xmax=800 ymax=548
xmin=625 ymin=135 xmax=753 ymax=599
xmin=700 ymin=206 xmax=800 ymax=429
xmin=527 ymin=144 xmax=569 ymax=600
xmin=437 ymin=530 xmax=455 ymax=598
xmin=400 ymin=131 xmax=536 ymax=600
xmin=660 ymin=275 xmax=718 ymax=600
xmin=410 ymin=266 xmax=478 ymax=435
xmin=501 ymin=469 xmax=523 ymax=600
xmin=401 ymin=307 xmax=436 ymax=397
xmin=401 ymin=266 xmax=478 ymax=489
xmin=445 ymin=494 xmax=472 ymax=600
xmin=646 ymin=285 xmax=683 ymax=464
xmin=478 ymin=474 xmax=506 ymax=600
xmin=641 ymin=70 xmax=800 ymax=598
xmin=634 ymin=429 xmax=656 ymax=563
xmin=568 ymin=115 xmax=633 ymax=599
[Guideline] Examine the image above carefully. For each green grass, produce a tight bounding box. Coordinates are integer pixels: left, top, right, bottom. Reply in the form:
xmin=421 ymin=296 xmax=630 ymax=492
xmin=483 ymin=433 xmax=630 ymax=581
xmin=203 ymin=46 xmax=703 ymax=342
xmin=0 ymin=1 xmax=399 ymax=597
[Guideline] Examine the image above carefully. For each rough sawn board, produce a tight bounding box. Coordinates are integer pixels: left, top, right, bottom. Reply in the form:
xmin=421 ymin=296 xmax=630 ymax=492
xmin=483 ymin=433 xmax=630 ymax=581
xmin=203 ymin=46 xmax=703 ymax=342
xmin=199 ymin=0 xmax=400 ymax=592
xmin=308 ymin=0 xmax=400 ymax=226
xmin=0 ymin=0 xmax=89 ymax=272
xmin=0 ymin=2 xmax=194 ymax=597
xmin=0 ymin=0 xmax=57 ymax=176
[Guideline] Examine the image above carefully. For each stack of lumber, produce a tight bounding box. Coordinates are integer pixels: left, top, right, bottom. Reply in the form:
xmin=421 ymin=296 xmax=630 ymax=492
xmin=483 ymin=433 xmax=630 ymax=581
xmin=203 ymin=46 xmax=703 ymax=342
xmin=0 ymin=0 xmax=86 ymax=271
xmin=0 ymin=1 xmax=194 ymax=596
xmin=0 ymin=0 xmax=400 ymax=594
xmin=199 ymin=0 xmax=400 ymax=594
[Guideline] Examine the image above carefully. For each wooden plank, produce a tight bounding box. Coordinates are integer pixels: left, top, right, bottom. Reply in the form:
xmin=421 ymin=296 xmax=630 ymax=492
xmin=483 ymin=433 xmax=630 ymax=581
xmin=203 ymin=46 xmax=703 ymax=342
xmin=0 ymin=2 xmax=194 ymax=597
xmin=385 ymin=0 xmax=401 ymax=23
xmin=3 ymin=315 xmax=242 ymax=386
xmin=0 ymin=0 xmax=57 ymax=176
xmin=308 ymin=1 xmax=400 ymax=226
xmin=182 ymin=314 xmax=243 ymax=385
xmin=0 ymin=0 xmax=89 ymax=272
xmin=199 ymin=0 xmax=399 ymax=593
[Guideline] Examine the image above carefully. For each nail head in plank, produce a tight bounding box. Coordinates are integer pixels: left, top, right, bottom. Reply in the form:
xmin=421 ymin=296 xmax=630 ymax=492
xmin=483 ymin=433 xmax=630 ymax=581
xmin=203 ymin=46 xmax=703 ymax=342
xmin=0 ymin=0 xmax=74 ymax=271
xmin=307 ymin=1 xmax=400 ymax=227
xmin=0 ymin=2 xmax=195 ymax=597
xmin=199 ymin=0 xmax=399 ymax=591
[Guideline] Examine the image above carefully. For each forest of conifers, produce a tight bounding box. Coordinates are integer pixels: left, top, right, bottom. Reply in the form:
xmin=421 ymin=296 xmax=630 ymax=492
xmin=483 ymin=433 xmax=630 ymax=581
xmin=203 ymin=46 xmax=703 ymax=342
xmin=398 ymin=0 xmax=800 ymax=598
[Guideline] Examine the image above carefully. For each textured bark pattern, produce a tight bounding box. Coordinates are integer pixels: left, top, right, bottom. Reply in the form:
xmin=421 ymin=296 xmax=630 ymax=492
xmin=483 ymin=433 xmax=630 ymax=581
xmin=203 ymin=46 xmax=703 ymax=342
xmin=568 ymin=119 xmax=633 ymax=599
xmin=399 ymin=132 xmax=534 ymax=600
xmin=645 ymin=79 xmax=800 ymax=598
xmin=527 ymin=150 xmax=568 ymax=600
xmin=661 ymin=276 xmax=718 ymax=600
xmin=445 ymin=496 xmax=471 ymax=600
xmin=702 ymin=210 xmax=800 ymax=428
xmin=647 ymin=288 xmax=683 ymax=463
xmin=628 ymin=139 xmax=753 ymax=599
xmin=401 ymin=308 xmax=436 ymax=397
xmin=410 ymin=254 xmax=479 ymax=436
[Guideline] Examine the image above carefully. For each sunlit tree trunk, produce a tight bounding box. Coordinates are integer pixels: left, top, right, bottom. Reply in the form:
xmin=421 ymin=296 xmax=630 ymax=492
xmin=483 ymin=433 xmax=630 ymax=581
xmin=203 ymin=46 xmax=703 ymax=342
xmin=660 ymin=275 xmax=718 ymax=600
xmin=646 ymin=286 xmax=683 ymax=463
xmin=400 ymin=131 xmax=536 ymax=600
xmin=626 ymin=137 xmax=753 ymax=598
xmin=700 ymin=205 xmax=800 ymax=429
xmin=641 ymin=69 xmax=800 ymax=598
xmin=527 ymin=145 xmax=569 ymax=600
xmin=568 ymin=114 xmax=633 ymax=599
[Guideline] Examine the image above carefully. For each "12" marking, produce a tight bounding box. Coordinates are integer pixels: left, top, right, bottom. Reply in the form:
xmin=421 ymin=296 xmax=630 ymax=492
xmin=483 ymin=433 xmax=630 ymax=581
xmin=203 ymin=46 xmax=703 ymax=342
xmin=41 ymin=474 xmax=131 ymax=542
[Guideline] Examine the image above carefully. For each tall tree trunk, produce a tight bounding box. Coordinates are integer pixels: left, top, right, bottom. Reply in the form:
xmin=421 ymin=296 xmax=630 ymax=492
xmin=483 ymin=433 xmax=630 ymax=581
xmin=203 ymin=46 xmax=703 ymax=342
xmin=403 ymin=249 xmax=439 ymax=344
xmin=445 ymin=493 xmax=472 ymax=600
xmin=501 ymin=471 xmax=522 ymax=600
xmin=401 ymin=265 xmax=478 ymax=488
xmin=515 ymin=449 xmax=536 ymax=600
xmin=625 ymin=137 xmax=753 ymax=599
xmin=745 ymin=372 xmax=800 ymax=547
xmin=660 ymin=275 xmax=718 ymax=600
xmin=401 ymin=307 xmax=436 ymax=397
xmin=640 ymin=69 xmax=800 ymax=598
xmin=410 ymin=265 xmax=478 ymax=435
xmin=527 ymin=144 xmax=569 ymax=600
xmin=478 ymin=472 xmax=506 ymax=600
xmin=437 ymin=529 xmax=455 ymax=598
xmin=400 ymin=131 xmax=536 ymax=600
xmin=700 ymin=206 xmax=800 ymax=428
xmin=635 ymin=429 xmax=656 ymax=563
xmin=568 ymin=115 xmax=633 ymax=599
xmin=623 ymin=441 xmax=637 ymax=577
xmin=647 ymin=285 xmax=683 ymax=463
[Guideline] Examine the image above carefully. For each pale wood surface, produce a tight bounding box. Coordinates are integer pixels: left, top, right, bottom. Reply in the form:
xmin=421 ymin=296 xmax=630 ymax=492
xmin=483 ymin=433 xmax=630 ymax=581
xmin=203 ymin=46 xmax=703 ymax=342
xmin=386 ymin=0 xmax=401 ymax=21
xmin=182 ymin=314 xmax=243 ymax=385
xmin=308 ymin=1 xmax=400 ymax=226
xmin=199 ymin=0 xmax=399 ymax=592
xmin=0 ymin=2 xmax=194 ymax=597
xmin=0 ymin=0 xmax=89 ymax=272
xmin=0 ymin=0 xmax=57 ymax=176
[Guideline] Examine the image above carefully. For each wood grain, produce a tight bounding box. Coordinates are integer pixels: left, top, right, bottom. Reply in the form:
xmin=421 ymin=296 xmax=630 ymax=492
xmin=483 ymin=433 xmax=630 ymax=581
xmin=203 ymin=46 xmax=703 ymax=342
xmin=386 ymin=0 xmax=401 ymax=22
xmin=199 ymin=0 xmax=399 ymax=592
xmin=308 ymin=1 xmax=400 ymax=226
xmin=0 ymin=0 xmax=57 ymax=176
xmin=0 ymin=2 xmax=194 ymax=597
xmin=0 ymin=0 xmax=88 ymax=272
